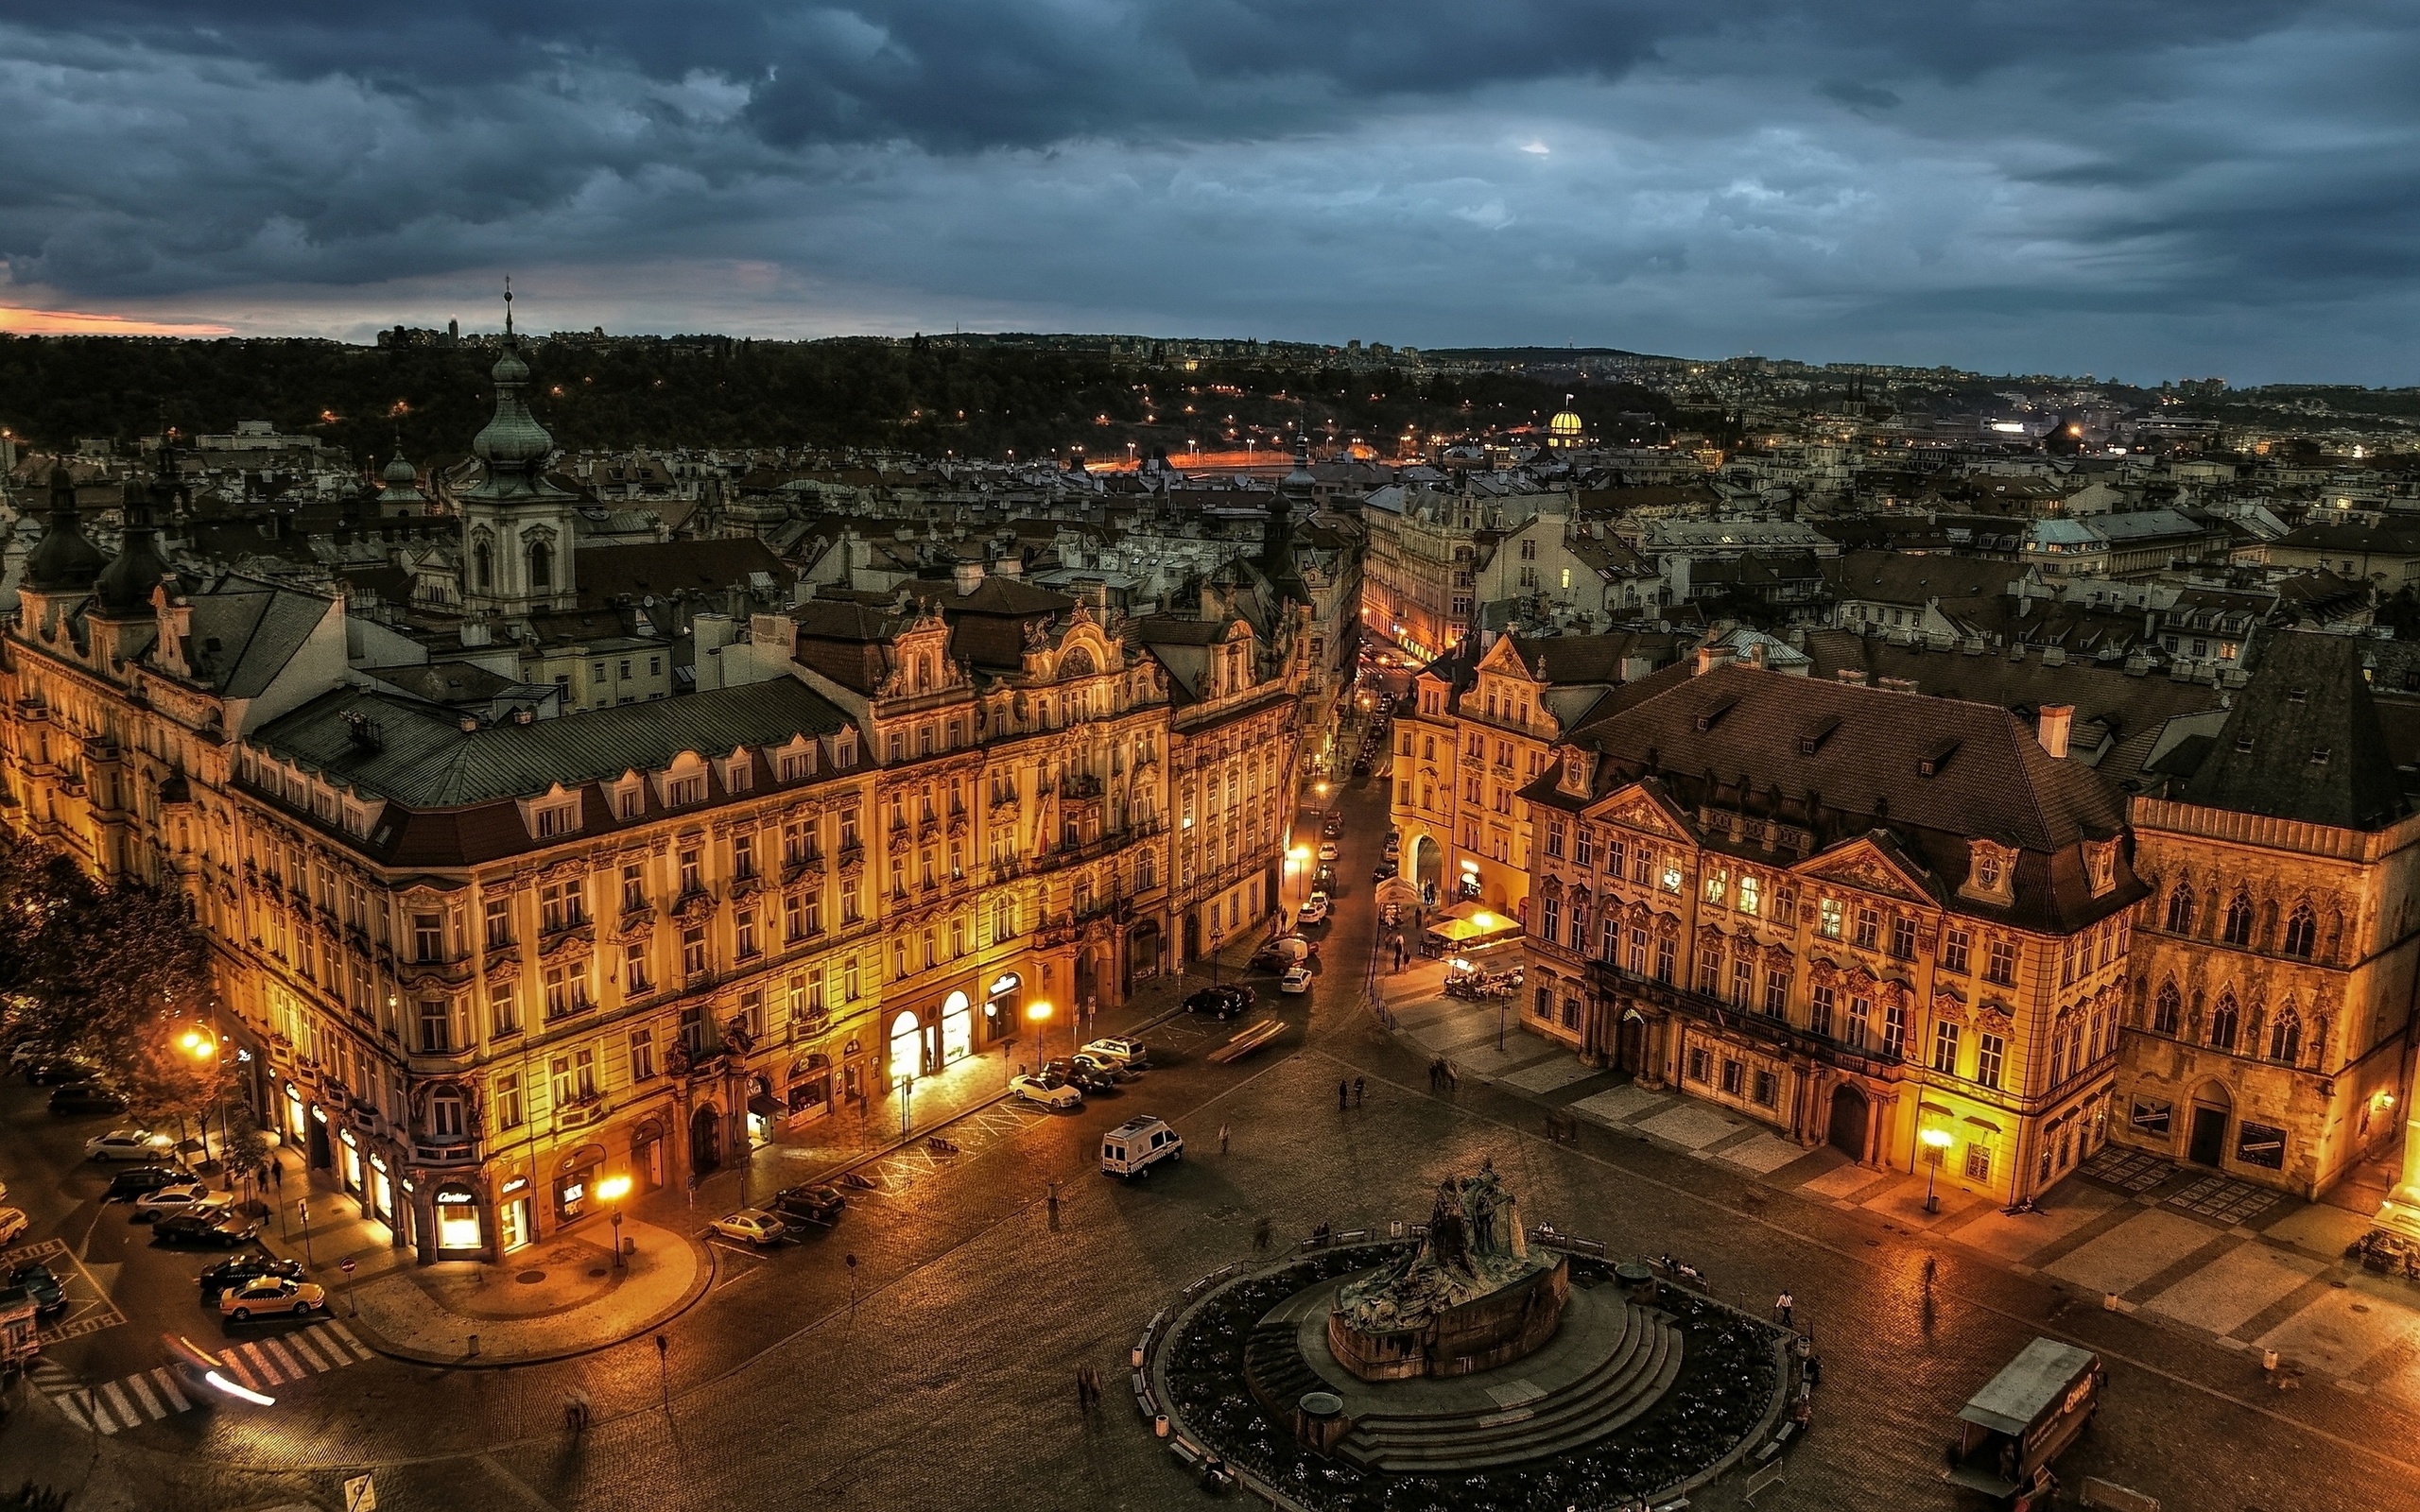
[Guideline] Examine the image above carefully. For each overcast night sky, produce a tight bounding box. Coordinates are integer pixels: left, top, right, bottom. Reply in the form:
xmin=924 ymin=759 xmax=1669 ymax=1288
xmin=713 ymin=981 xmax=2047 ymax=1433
xmin=3 ymin=2 xmax=2417 ymax=384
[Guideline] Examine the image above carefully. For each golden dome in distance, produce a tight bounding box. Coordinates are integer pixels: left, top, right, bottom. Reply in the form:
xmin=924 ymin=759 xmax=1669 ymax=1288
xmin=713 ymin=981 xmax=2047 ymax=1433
xmin=1547 ymin=395 xmax=1584 ymax=447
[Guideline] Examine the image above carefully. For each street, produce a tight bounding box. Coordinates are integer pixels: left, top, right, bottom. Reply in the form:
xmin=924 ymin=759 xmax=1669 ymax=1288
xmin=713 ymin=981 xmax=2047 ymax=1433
xmin=3 ymin=717 xmax=2416 ymax=1512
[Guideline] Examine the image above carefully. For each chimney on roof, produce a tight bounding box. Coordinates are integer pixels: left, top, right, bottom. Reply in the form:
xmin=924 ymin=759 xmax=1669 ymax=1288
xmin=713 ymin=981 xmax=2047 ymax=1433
xmin=2038 ymin=703 xmax=2074 ymax=759
xmin=954 ymin=559 xmax=985 ymax=596
xmin=1695 ymin=644 xmax=1736 ymax=676
xmin=994 ymin=556 xmax=1023 ymax=579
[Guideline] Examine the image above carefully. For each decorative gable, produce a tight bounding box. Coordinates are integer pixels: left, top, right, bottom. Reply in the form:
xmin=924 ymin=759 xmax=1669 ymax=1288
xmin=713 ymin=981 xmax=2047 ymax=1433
xmin=1583 ymin=781 xmax=1694 ymax=842
xmin=1795 ymin=836 xmax=1937 ymax=909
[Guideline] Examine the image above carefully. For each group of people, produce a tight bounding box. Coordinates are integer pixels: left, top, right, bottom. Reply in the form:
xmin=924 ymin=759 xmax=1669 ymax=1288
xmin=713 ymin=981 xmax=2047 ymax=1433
xmin=1072 ymin=1364 xmax=1108 ymax=1412
xmin=1426 ymin=1057 xmax=1460 ymax=1093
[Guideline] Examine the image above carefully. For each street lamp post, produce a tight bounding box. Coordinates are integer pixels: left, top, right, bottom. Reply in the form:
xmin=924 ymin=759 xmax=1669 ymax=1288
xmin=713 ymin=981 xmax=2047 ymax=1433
xmin=1920 ymin=1127 xmax=1953 ymax=1213
xmin=1027 ymin=1000 xmax=1055 ymax=1066
xmin=597 ymin=1175 xmax=632 ymax=1269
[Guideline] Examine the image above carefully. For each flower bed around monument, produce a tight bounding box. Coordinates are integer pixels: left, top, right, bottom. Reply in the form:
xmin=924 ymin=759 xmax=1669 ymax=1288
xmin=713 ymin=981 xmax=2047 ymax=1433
xmin=1156 ymin=1245 xmax=1786 ymax=1512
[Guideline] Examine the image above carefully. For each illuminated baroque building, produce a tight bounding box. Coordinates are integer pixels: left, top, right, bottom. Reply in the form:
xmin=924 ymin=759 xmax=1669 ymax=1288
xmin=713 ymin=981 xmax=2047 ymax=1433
xmin=0 ymin=346 xmax=1313 ymax=1265
xmin=1520 ymin=658 xmax=2143 ymax=1205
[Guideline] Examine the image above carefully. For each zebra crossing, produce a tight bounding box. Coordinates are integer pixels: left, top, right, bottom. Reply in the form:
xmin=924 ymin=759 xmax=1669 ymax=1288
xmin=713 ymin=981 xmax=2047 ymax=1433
xmin=26 ymin=1320 xmax=377 ymax=1434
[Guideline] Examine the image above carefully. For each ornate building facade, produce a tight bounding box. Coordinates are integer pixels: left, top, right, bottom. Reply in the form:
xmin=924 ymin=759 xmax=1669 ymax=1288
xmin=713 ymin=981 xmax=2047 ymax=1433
xmin=0 ymin=345 xmax=1316 ymax=1266
xmin=1521 ymin=662 xmax=2143 ymax=1205
xmin=2117 ymin=632 xmax=2420 ymax=1198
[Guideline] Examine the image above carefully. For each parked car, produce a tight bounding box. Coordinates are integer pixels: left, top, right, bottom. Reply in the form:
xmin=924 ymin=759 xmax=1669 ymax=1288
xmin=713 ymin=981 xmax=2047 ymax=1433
xmin=0 ymin=1209 xmax=26 ymax=1247
xmin=1080 ymin=1037 xmax=1150 ymax=1072
xmin=8 ymin=1041 xmax=47 ymax=1071
xmin=85 ymin=1128 xmax=174 ymax=1162
xmin=1350 ymin=760 xmax=1370 ymax=777
xmin=1009 ymin=1074 xmax=1083 ymax=1110
xmin=1372 ymin=859 xmax=1398 ymax=882
xmin=769 ymin=1184 xmax=847 ymax=1226
xmin=1321 ymin=814 xmax=1342 ymax=838
xmin=1184 ymin=986 xmax=1253 ymax=1020
xmin=8 ymin=1261 xmax=65 ymax=1314
xmin=152 ymin=1211 xmax=259 ymax=1248
xmin=135 ymin=1182 xmax=231 ymax=1218
xmin=1281 ymin=964 xmax=1314 ymax=994
xmin=105 ymin=1165 xmax=188 ymax=1202
xmin=48 ymin=1083 xmax=129 ymax=1115
xmin=1100 ymin=1116 xmax=1184 ymax=1179
xmin=218 ymin=1276 xmax=325 ymax=1321
xmin=1312 ymin=865 xmax=1340 ymax=894
xmin=1383 ymin=833 xmax=1402 ymax=860
xmin=1043 ymin=1057 xmax=1116 ymax=1095
xmin=1071 ymin=1050 xmax=1133 ymax=1084
xmin=1297 ymin=892 xmax=1331 ymax=926
xmin=1317 ymin=840 xmax=1340 ymax=863
xmin=24 ymin=1058 xmax=95 ymax=1086
xmin=198 ymin=1255 xmax=306 ymax=1299
xmin=710 ymin=1209 xmax=789 ymax=1246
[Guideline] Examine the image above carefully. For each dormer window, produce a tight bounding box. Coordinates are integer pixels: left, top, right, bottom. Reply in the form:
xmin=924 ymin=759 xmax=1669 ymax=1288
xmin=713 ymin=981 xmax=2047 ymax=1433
xmin=666 ymin=774 xmax=704 ymax=808
xmin=534 ymin=801 xmax=578 ymax=839
xmin=1961 ymin=839 xmax=2018 ymax=904
xmin=2083 ymin=839 xmax=2118 ymax=897
xmin=1562 ymin=752 xmax=1588 ymax=794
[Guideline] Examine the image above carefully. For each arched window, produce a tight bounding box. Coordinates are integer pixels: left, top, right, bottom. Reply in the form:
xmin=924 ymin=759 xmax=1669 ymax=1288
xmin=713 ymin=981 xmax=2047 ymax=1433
xmin=2164 ymin=885 xmax=2195 ymax=934
xmin=528 ymin=539 xmax=553 ymax=590
xmin=2269 ymin=1008 xmax=2302 ymax=1064
xmin=2222 ymin=892 xmax=2255 ymax=947
xmin=2283 ymin=903 xmax=2317 ymax=959
xmin=474 ymin=540 xmax=493 ymax=591
xmin=2152 ymin=982 xmax=2183 ymax=1036
xmin=2208 ymin=992 xmax=2238 ymax=1052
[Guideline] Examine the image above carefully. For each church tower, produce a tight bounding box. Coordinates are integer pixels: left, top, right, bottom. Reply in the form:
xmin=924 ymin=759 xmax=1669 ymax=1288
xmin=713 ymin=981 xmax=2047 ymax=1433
xmin=459 ymin=284 xmax=577 ymax=620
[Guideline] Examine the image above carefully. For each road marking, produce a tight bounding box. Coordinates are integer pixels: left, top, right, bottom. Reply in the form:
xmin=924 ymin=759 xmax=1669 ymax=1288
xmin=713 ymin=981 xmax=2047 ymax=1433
xmin=37 ymin=1322 xmax=376 ymax=1435
xmin=122 ymin=1370 xmax=165 ymax=1419
xmin=148 ymin=1367 xmax=190 ymax=1412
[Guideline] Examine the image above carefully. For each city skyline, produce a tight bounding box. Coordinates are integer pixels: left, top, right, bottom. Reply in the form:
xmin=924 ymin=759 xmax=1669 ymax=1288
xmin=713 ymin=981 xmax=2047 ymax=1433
xmin=3 ymin=2 xmax=2419 ymax=384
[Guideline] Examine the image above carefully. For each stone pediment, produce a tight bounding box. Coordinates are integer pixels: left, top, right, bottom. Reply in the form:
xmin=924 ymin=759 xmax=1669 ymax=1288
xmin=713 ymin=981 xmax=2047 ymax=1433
xmin=1583 ymin=782 xmax=1694 ymax=843
xmin=1795 ymin=835 xmax=1937 ymax=910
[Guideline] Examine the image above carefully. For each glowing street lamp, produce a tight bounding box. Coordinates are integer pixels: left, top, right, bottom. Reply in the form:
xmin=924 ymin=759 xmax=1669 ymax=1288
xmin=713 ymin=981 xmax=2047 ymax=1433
xmin=596 ymin=1175 xmax=633 ymax=1268
xmin=1920 ymin=1126 xmax=1953 ymax=1212
xmin=1026 ymin=1000 xmax=1055 ymax=1063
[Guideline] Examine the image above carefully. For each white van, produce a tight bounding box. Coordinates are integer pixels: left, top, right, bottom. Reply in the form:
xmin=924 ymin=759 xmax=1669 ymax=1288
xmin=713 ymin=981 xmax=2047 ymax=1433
xmin=1101 ymin=1116 xmax=1184 ymax=1178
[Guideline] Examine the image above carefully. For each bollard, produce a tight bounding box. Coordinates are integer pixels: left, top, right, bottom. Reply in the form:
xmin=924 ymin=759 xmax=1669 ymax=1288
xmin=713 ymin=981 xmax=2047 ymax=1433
xmin=1132 ymin=1344 xmax=1145 ymax=1368
xmin=2102 ymin=1292 xmax=2119 ymax=1312
xmin=467 ymin=1333 xmax=480 ymax=1357
xmin=2262 ymin=1349 xmax=2279 ymax=1372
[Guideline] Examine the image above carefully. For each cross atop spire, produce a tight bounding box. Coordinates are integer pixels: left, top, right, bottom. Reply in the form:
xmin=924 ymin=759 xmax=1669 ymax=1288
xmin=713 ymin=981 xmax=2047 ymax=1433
xmin=504 ymin=276 xmax=514 ymax=337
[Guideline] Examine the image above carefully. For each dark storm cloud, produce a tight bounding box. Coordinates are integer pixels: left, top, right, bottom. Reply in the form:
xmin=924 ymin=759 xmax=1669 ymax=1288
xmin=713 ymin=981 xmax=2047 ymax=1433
xmin=1 ymin=1 xmax=2415 ymax=381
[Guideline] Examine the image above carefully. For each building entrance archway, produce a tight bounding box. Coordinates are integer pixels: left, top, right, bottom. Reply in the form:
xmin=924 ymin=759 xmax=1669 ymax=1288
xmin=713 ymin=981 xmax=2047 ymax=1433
xmin=1413 ymin=835 xmax=1444 ymax=907
xmin=689 ymin=1105 xmax=721 ymax=1177
xmin=1828 ymin=1083 xmax=1871 ymax=1160
xmin=2188 ymin=1081 xmax=2233 ymax=1167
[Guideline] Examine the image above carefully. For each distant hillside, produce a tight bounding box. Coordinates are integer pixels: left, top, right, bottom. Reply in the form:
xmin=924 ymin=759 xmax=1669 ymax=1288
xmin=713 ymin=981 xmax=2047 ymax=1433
xmin=0 ymin=334 xmax=1679 ymax=465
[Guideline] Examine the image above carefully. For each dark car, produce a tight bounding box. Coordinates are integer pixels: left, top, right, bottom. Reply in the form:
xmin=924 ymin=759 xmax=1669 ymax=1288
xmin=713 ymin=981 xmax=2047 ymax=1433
xmin=1321 ymin=815 xmax=1342 ymax=838
xmin=1372 ymin=859 xmax=1399 ymax=882
xmin=104 ymin=1164 xmax=189 ymax=1202
xmin=8 ymin=1261 xmax=66 ymax=1314
xmin=1043 ymin=1057 xmax=1117 ymax=1094
xmin=49 ymin=1083 xmax=129 ymax=1116
xmin=1184 ymin=985 xmax=1254 ymax=1020
xmin=197 ymin=1254 xmax=305 ymax=1297
xmin=152 ymin=1211 xmax=259 ymax=1248
xmin=1350 ymin=760 xmax=1371 ymax=777
xmin=25 ymin=1058 xmax=96 ymax=1086
xmin=769 ymin=1184 xmax=847 ymax=1227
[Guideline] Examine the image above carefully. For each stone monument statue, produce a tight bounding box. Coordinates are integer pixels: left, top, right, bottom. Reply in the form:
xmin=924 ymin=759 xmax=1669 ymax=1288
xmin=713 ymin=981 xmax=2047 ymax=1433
xmin=1328 ymin=1159 xmax=1568 ymax=1381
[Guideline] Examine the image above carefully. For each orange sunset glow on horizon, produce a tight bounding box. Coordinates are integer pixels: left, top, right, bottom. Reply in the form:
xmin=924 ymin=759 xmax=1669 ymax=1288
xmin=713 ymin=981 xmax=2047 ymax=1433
xmin=0 ymin=303 xmax=234 ymax=336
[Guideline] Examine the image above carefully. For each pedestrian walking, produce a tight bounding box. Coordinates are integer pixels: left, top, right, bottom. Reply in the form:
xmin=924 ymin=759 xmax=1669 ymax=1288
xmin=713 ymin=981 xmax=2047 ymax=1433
xmin=1046 ymin=1185 xmax=1062 ymax=1229
xmin=1075 ymin=1368 xmax=1091 ymax=1412
xmin=1921 ymin=1255 xmax=1938 ymax=1295
xmin=1774 ymin=1290 xmax=1794 ymax=1328
xmin=1219 ymin=1124 xmax=1230 ymax=1155
xmin=1338 ymin=1079 xmax=1349 ymax=1111
xmin=1353 ymin=1076 xmax=1365 ymax=1107
xmin=1253 ymin=1216 xmax=1272 ymax=1255
xmin=270 ymin=1159 xmax=285 ymax=1194
xmin=1443 ymin=1062 xmax=1459 ymax=1094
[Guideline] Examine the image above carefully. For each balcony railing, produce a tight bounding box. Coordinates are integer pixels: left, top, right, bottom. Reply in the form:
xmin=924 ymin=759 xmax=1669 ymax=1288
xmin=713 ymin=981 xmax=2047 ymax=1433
xmin=1583 ymin=956 xmax=1912 ymax=1080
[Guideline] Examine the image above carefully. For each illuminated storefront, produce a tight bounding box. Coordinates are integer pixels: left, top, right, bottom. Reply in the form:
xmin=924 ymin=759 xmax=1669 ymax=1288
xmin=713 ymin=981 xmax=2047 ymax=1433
xmin=433 ymin=1184 xmax=483 ymax=1251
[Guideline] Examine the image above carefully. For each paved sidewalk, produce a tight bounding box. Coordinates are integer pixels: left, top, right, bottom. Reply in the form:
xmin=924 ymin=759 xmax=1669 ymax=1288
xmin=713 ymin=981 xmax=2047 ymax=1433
xmin=344 ymin=1218 xmax=706 ymax=1366
xmin=1385 ymin=972 xmax=2420 ymax=1408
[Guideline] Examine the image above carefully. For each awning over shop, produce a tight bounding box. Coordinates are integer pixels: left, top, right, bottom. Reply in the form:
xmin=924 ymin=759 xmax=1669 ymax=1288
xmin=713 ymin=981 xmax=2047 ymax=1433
xmin=746 ymin=1094 xmax=784 ymax=1120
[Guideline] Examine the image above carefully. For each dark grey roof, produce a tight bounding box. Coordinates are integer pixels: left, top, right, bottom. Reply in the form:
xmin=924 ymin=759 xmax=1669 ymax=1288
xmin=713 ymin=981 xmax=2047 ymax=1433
xmin=185 ymin=581 xmax=332 ymax=698
xmin=2182 ymin=631 xmax=2406 ymax=830
xmin=253 ymin=678 xmax=851 ymax=808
